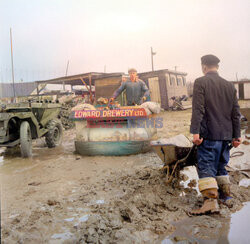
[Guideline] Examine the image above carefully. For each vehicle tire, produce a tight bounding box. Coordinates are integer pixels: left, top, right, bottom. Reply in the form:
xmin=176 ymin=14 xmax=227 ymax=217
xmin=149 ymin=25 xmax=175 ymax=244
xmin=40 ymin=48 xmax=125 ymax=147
xmin=20 ymin=121 xmax=32 ymax=157
xmin=45 ymin=119 xmax=63 ymax=148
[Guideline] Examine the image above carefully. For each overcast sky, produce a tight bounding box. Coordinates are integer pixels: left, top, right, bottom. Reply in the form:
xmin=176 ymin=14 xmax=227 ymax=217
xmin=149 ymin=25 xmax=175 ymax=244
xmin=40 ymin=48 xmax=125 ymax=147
xmin=0 ymin=0 xmax=249 ymax=82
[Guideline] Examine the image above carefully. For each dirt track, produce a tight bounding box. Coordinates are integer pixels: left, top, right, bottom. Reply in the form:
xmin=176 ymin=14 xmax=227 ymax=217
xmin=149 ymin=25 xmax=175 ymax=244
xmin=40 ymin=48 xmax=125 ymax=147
xmin=0 ymin=110 xmax=250 ymax=243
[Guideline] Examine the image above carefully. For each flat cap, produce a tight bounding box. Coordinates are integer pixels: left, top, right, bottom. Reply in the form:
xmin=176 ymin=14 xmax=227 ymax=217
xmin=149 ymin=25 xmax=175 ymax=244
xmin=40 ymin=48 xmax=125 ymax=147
xmin=201 ymin=55 xmax=220 ymax=66
xmin=128 ymin=68 xmax=137 ymax=73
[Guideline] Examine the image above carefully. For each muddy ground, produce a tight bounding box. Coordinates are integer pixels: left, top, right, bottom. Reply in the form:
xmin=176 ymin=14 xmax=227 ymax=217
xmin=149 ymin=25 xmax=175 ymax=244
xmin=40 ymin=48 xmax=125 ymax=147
xmin=0 ymin=109 xmax=250 ymax=243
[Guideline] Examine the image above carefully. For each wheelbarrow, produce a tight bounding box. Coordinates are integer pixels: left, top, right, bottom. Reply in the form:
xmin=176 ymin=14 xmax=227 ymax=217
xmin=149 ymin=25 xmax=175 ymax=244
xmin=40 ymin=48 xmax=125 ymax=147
xmin=151 ymin=139 xmax=197 ymax=184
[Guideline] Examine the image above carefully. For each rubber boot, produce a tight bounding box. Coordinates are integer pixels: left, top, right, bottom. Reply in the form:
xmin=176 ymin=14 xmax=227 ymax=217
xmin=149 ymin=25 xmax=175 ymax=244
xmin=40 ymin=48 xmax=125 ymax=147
xmin=189 ymin=188 xmax=220 ymax=215
xmin=216 ymin=176 xmax=233 ymax=208
xmin=218 ymin=184 xmax=233 ymax=208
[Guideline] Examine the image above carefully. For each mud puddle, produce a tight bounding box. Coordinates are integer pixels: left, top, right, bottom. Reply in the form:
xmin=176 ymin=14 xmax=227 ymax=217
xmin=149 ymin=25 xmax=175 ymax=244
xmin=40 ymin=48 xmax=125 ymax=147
xmin=0 ymin=132 xmax=75 ymax=174
xmin=161 ymin=202 xmax=250 ymax=244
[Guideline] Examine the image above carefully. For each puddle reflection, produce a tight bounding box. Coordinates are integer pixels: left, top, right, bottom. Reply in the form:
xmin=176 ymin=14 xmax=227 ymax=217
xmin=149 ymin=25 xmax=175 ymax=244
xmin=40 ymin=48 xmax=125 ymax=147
xmin=161 ymin=202 xmax=250 ymax=244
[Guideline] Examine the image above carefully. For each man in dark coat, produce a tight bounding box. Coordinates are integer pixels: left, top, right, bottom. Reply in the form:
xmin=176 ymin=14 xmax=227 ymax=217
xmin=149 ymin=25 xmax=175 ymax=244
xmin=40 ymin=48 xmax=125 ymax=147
xmin=190 ymin=54 xmax=241 ymax=214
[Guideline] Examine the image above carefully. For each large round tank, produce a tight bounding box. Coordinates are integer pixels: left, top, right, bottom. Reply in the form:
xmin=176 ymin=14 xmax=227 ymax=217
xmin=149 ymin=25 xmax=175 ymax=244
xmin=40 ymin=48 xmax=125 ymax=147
xmin=75 ymin=119 xmax=157 ymax=156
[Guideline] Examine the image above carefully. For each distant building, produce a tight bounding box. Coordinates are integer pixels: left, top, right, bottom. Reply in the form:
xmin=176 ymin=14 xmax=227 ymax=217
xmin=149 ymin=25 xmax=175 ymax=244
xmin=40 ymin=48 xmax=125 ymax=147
xmin=138 ymin=69 xmax=188 ymax=109
xmin=232 ymin=79 xmax=250 ymax=100
xmin=0 ymin=82 xmax=37 ymax=99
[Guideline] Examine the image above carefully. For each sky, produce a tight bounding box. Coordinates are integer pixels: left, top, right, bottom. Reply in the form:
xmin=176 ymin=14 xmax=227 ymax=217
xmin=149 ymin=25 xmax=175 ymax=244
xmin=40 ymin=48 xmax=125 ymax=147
xmin=0 ymin=0 xmax=250 ymax=83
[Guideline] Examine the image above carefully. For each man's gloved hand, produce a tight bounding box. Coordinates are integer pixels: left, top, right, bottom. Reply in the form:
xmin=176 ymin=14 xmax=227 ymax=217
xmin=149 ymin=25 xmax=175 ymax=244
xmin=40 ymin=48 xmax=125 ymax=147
xmin=192 ymin=134 xmax=203 ymax=146
xmin=109 ymin=97 xmax=115 ymax=103
xmin=232 ymin=138 xmax=241 ymax=148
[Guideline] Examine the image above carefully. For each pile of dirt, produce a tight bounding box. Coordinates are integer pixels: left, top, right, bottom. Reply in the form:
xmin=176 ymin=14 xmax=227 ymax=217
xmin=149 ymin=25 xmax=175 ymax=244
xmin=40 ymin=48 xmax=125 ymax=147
xmin=59 ymin=95 xmax=96 ymax=130
xmin=73 ymin=167 xmax=250 ymax=243
xmin=59 ymin=102 xmax=76 ymax=130
xmin=67 ymin=167 xmax=186 ymax=243
xmin=59 ymin=95 xmax=85 ymax=130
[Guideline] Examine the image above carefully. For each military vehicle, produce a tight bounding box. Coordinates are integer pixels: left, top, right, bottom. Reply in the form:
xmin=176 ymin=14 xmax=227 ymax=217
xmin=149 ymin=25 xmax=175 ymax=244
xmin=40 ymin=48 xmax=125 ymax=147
xmin=0 ymin=101 xmax=63 ymax=157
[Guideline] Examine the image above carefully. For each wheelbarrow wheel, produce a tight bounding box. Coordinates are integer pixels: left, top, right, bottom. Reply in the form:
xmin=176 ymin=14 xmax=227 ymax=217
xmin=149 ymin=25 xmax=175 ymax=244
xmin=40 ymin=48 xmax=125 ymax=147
xmin=20 ymin=121 xmax=32 ymax=157
xmin=45 ymin=119 xmax=63 ymax=148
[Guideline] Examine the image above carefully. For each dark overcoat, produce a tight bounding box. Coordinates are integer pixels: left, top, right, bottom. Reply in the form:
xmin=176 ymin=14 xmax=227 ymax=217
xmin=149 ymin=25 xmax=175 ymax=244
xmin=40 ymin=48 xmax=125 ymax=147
xmin=190 ymin=71 xmax=241 ymax=140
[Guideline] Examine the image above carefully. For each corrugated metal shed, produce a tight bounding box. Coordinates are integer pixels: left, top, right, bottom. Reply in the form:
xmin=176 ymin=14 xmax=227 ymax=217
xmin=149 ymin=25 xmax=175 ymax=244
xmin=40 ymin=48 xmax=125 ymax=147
xmin=0 ymin=82 xmax=37 ymax=98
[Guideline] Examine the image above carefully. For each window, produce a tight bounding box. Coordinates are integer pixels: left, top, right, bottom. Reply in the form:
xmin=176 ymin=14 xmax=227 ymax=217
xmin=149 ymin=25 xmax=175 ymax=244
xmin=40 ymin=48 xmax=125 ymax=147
xmin=170 ymin=76 xmax=175 ymax=86
xmin=177 ymin=77 xmax=182 ymax=86
xmin=165 ymin=74 xmax=170 ymax=86
xmin=183 ymin=77 xmax=186 ymax=86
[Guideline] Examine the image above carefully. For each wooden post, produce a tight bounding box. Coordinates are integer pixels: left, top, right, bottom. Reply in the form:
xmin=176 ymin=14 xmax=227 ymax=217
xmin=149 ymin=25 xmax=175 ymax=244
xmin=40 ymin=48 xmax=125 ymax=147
xmin=89 ymin=74 xmax=93 ymax=104
xmin=80 ymin=77 xmax=90 ymax=93
xmin=151 ymin=47 xmax=156 ymax=71
xmin=151 ymin=47 xmax=154 ymax=71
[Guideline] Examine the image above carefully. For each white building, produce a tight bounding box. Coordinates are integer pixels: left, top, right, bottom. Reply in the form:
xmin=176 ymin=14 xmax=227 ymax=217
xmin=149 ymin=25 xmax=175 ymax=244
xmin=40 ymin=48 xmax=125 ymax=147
xmin=232 ymin=79 xmax=250 ymax=100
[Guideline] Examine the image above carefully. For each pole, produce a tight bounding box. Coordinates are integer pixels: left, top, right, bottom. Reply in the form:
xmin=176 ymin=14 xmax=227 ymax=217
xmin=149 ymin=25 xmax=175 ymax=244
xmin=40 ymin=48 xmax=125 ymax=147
xmin=151 ymin=47 xmax=154 ymax=71
xmin=89 ymin=74 xmax=93 ymax=104
xmin=65 ymin=60 xmax=69 ymax=76
xmin=236 ymin=72 xmax=238 ymax=81
xmin=10 ymin=28 xmax=16 ymax=100
xmin=64 ymin=60 xmax=69 ymax=91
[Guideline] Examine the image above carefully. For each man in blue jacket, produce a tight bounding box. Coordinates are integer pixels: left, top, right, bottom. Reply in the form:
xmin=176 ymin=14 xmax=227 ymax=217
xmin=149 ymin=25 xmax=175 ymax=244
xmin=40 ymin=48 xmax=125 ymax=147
xmin=190 ymin=55 xmax=241 ymax=215
xmin=110 ymin=68 xmax=150 ymax=106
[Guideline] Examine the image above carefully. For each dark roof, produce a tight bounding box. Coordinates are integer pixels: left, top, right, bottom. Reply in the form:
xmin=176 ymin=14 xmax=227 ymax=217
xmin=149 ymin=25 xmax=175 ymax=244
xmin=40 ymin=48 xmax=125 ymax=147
xmin=138 ymin=69 xmax=187 ymax=76
xmin=35 ymin=72 xmax=124 ymax=86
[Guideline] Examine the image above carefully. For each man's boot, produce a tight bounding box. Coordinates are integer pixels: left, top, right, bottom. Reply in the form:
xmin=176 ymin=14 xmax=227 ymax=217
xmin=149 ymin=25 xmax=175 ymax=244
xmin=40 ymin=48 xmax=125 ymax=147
xmin=216 ymin=176 xmax=233 ymax=208
xmin=190 ymin=177 xmax=220 ymax=215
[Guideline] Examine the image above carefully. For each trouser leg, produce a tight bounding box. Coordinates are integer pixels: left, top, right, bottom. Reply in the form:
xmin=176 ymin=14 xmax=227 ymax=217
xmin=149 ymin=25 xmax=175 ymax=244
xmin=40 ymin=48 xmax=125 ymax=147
xmin=217 ymin=141 xmax=231 ymax=177
xmin=216 ymin=141 xmax=233 ymax=207
xmin=197 ymin=140 xmax=222 ymax=179
xmin=190 ymin=140 xmax=223 ymax=215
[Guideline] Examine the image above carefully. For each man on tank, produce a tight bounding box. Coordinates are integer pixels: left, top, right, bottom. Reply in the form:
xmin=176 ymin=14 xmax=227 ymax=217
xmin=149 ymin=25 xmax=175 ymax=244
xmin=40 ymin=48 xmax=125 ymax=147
xmin=110 ymin=68 xmax=150 ymax=106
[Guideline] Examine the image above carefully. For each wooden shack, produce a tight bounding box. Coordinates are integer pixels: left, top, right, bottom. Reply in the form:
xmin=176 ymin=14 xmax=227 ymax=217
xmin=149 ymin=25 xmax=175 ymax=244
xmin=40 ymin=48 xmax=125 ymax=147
xmin=138 ymin=69 xmax=188 ymax=109
xmin=35 ymin=72 xmax=125 ymax=104
xmin=94 ymin=73 xmax=125 ymax=104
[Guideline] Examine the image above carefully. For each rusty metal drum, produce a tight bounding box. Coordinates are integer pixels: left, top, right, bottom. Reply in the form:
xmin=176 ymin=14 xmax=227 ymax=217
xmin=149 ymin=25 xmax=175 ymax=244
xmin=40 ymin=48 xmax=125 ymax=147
xmin=71 ymin=107 xmax=157 ymax=156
